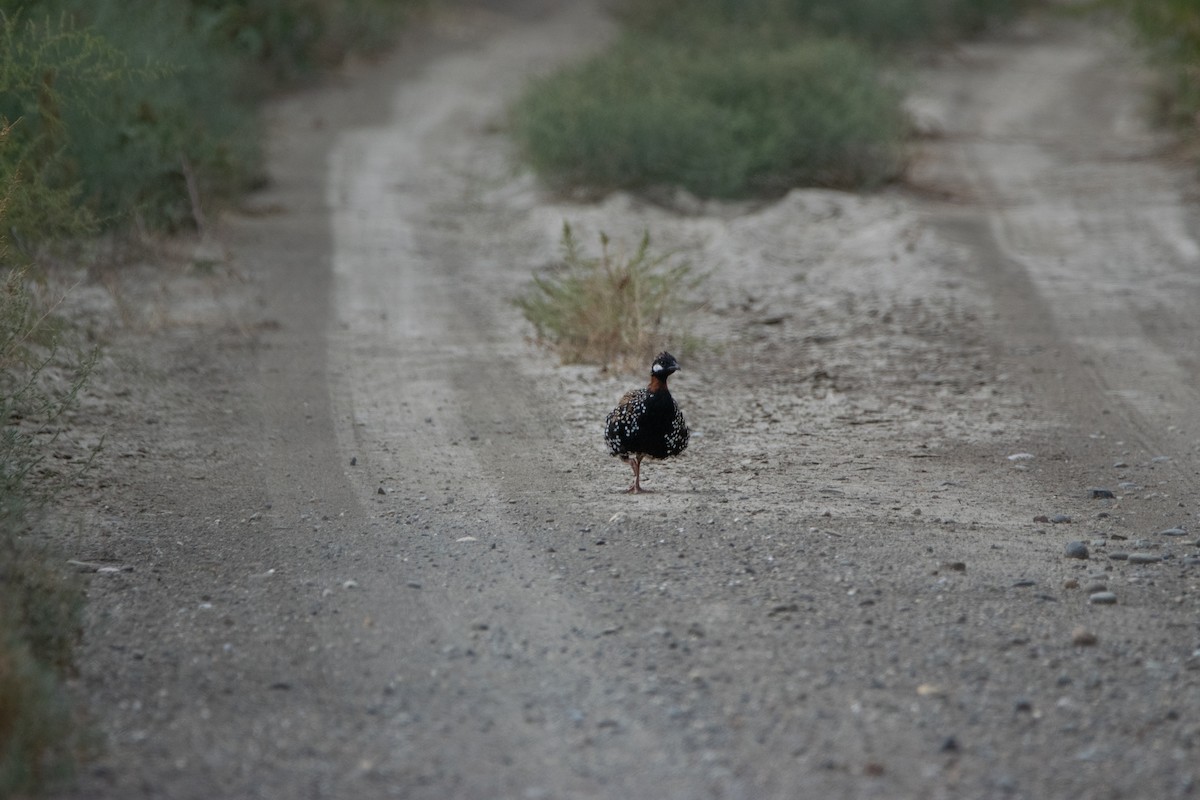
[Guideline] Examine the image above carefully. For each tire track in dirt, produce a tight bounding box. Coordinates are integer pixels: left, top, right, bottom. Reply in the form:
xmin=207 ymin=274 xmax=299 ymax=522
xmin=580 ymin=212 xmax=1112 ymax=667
xmin=322 ymin=5 xmax=736 ymax=798
xmin=330 ymin=9 xmax=1200 ymax=798
xmin=915 ymin=17 xmax=1200 ymax=469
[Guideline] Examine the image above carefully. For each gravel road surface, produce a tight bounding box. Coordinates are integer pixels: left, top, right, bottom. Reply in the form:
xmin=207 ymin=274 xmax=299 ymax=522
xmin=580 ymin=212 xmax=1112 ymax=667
xmin=52 ymin=3 xmax=1200 ymax=799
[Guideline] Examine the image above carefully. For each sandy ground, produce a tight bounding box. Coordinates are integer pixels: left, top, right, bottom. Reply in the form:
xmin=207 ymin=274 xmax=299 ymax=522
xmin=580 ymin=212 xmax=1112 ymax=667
xmin=46 ymin=2 xmax=1200 ymax=798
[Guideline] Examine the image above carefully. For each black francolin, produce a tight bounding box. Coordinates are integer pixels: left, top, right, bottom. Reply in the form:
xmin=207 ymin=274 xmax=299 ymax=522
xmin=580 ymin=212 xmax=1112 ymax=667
xmin=604 ymin=351 xmax=690 ymax=493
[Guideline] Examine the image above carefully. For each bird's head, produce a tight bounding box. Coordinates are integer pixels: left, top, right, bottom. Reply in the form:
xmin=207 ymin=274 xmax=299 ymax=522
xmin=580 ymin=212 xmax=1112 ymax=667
xmin=650 ymin=351 xmax=680 ymax=378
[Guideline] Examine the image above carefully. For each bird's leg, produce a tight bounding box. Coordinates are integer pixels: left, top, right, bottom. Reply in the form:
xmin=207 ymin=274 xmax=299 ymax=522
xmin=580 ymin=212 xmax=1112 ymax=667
xmin=627 ymin=455 xmax=650 ymax=494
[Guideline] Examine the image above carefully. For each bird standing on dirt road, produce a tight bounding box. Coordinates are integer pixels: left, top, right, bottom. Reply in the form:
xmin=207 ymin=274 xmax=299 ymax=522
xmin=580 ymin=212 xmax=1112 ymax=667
xmin=604 ymin=351 xmax=690 ymax=493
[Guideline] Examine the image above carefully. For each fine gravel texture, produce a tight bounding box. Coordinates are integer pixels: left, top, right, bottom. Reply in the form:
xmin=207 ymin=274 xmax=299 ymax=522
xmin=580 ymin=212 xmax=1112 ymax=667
xmin=48 ymin=3 xmax=1200 ymax=799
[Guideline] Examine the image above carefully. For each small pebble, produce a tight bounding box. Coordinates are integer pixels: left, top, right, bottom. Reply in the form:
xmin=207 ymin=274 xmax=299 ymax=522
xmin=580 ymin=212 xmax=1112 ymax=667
xmin=1089 ymin=488 xmax=1115 ymax=499
xmin=1158 ymin=528 xmax=1188 ymax=537
xmin=1084 ymin=581 xmax=1107 ymax=593
xmin=1108 ymin=552 xmax=1129 ymax=561
xmin=1064 ymin=541 xmax=1089 ymax=560
xmin=1089 ymin=591 xmax=1118 ymax=605
xmin=1063 ymin=578 xmax=1079 ymax=589
xmin=1127 ymin=553 xmax=1161 ymax=564
xmin=1071 ymin=627 xmax=1099 ymax=647
xmin=1113 ymin=461 xmax=1129 ymax=469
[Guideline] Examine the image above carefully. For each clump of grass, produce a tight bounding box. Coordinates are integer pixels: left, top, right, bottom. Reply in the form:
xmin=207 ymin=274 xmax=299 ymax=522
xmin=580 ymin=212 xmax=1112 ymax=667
xmin=516 ymin=223 xmax=701 ymax=369
xmin=511 ymin=35 xmax=907 ymax=198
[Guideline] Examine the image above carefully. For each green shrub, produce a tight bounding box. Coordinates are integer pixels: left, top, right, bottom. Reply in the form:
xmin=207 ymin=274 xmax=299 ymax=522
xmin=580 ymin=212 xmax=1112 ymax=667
xmin=190 ymin=0 xmax=430 ymax=82
xmin=1 ymin=0 xmax=430 ymax=250
xmin=616 ymin=0 xmax=1034 ymax=46
xmin=8 ymin=4 xmax=260 ymax=234
xmin=516 ymin=223 xmax=701 ymax=368
xmin=511 ymin=35 xmax=907 ymax=197
xmin=513 ymin=0 xmax=1040 ymax=198
xmin=0 ymin=20 xmax=114 ymax=254
xmin=1109 ymin=0 xmax=1200 ymax=129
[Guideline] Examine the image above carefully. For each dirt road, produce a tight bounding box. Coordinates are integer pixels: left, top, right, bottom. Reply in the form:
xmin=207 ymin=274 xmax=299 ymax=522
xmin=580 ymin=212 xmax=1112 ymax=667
xmin=56 ymin=3 xmax=1200 ymax=799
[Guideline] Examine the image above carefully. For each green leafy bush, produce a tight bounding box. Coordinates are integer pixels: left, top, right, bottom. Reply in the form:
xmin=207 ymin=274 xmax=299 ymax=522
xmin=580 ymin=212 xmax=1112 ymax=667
xmin=0 ymin=0 xmax=429 ymax=251
xmin=1109 ymin=0 xmax=1200 ymax=129
xmin=511 ymin=35 xmax=907 ymax=197
xmin=0 ymin=6 xmax=260 ymax=240
xmin=516 ymin=223 xmax=701 ymax=368
xmin=513 ymin=0 xmax=1042 ymax=199
xmin=0 ymin=20 xmax=115 ymax=253
xmin=190 ymin=0 xmax=429 ymax=82
xmin=616 ymin=0 xmax=1034 ymax=46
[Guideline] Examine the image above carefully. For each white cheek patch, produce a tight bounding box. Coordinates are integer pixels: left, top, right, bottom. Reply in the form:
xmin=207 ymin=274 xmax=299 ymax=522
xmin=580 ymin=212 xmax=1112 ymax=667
xmin=652 ymin=363 xmax=664 ymax=373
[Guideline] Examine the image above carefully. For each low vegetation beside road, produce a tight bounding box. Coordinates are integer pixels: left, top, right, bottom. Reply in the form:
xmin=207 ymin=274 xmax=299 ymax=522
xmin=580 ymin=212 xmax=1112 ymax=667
xmin=2 ymin=0 xmax=1198 ymax=794
xmin=510 ymin=0 xmax=1038 ymax=201
xmin=1107 ymin=0 xmax=1200 ymax=132
xmin=0 ymin=1 xmax=426 ymax=793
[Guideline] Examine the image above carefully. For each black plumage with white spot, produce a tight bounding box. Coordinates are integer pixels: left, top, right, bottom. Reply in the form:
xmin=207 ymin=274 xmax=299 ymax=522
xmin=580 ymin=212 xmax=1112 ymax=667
xmin=604 ymin=351 xmax=689 ymax=493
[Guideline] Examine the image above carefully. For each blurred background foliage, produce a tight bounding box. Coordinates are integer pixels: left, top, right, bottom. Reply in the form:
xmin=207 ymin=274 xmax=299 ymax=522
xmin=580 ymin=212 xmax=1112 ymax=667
xmin=1104 ymin=0 xmax=1200 ymax=130
xmin=615 ymin=0 xmax=1035 ymax=46
xmin=512 ymin=0 xmax=1039 ymax=199
xmin=0 ymin=0 xmax=429 ymax=258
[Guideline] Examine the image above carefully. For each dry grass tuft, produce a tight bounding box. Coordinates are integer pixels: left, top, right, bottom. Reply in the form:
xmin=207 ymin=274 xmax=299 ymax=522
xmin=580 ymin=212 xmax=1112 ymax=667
xmin=516 ymin=222 xmax=702 ymax=370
